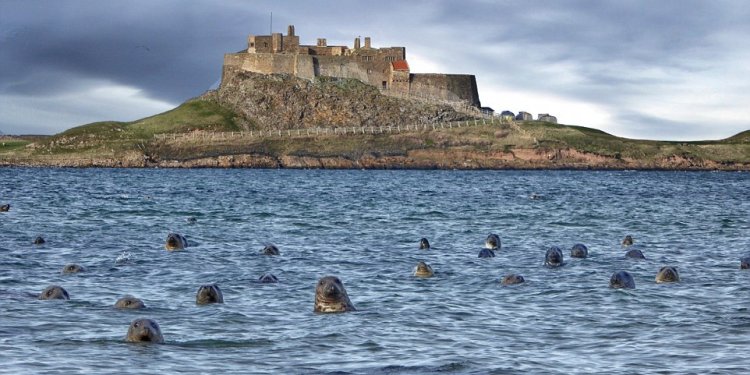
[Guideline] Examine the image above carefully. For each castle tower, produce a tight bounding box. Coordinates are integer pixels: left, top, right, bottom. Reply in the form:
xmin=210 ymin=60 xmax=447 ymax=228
xmin=354 ymin=37 xmax=361 ymax=49
xmin=288 ymin=25 xmax=295 ymax=36
xmin=364 ymin=37 xmax=371 ymax=49
xmin=272 ymin=32 xmax=282 ymax=52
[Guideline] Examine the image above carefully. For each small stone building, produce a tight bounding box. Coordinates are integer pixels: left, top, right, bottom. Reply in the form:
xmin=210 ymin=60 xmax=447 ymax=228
xmin=515 ymin=111 xmax=532 ymax=121
xmin=538 ymin=114 xmax=558 ymax=123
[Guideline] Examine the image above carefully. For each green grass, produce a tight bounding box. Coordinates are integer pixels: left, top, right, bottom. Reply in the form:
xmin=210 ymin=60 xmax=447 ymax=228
xmin=0 ymin=139 xmax=31 ymax=153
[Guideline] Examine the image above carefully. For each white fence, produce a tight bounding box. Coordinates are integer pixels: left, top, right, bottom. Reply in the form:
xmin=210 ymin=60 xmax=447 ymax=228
xmin=154 ymin=118 xmax=506 ymax=142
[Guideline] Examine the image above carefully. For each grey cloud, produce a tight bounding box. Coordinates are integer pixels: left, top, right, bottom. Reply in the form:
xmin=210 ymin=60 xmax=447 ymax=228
xmin=0 ymin=0 xmax=748 ymax=138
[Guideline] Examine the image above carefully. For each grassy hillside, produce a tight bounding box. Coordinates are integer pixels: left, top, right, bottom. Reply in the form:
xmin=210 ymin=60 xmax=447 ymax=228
xmin=28 ymin=99 xmax=241 ymax=156
xmin=1 ymin=87 xmax=748 ymax=169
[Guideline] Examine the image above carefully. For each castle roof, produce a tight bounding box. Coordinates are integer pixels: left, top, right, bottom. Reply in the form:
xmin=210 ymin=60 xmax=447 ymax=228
xmin=392 ymin=60 xmax=409 ymax=71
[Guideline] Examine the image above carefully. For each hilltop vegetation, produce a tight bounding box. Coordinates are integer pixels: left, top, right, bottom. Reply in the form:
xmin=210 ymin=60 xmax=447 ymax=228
xmin=1 ymin=72 xmax=748 ymax=170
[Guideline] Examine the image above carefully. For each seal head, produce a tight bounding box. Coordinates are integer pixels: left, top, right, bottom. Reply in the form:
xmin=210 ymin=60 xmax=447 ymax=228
xmin=570 ymin=244 xmax=588 ymax=259
xmin=622 ymin=235 xmax=634 ymax=247
xmin=625 ymin=249 xmax=646 ymax=260
xmin=419 ymin=238 xmax=430 ymax=250
xmin=62 ymin=264 xmax=85 ymax=274
xmin=125 ymin=318 xmax=164 ymax=344
xmin=501 ymin=274 xmax=525 ymax=285
xmin=0 ymin=204 xmax=9 ymax=212
xmin=414 ymin=261 xmax=434 ymax=278
xmin=478 ymin=248 xmax=496 ymax=258
xmin=39 ymin=285 xmax=69 ymax=300
xmin=609 ymin=271 xmax=636 ymax=289
xmin=196 ymin=284 xmax=224 ymax=305
xmin=655 ymin=266 xmax=680 ymax=283
xmin=544 ymin=246 xmax=564 ymax=267
xmin=485 ymin=234 xmax=501 ymax=250
xmin=314 ymin=276 xmax=356 ymax=313
xmin=165 ymin=233 xmax=188 ymax=251
xmin=262 ymin=244 xmax=280 ymax=256
xmin=33 ymin=236 xmax=45 ymax=245
xmin=115 ymin=295 xmax=146 ymax=309
xmin=259 ymin=273 xmax=279 ymax=283
xmin=741 ymin=256 xmax=750 ymax=269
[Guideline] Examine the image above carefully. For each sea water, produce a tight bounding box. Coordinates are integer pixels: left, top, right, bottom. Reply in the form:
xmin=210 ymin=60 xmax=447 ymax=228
xmin=0 ymin=168 xmax=748 ymax=374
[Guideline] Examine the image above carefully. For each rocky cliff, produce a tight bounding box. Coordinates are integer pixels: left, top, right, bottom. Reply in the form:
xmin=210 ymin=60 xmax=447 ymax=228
xmin=210 ymin=67 xmax=472 ymax=130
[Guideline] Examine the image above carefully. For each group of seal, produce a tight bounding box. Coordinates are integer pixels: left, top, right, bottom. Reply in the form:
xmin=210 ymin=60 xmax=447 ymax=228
xmin=415 ymin=234 xmax=684 ymax=291
xmin=37 ymin=230 xmax=694 ymax=344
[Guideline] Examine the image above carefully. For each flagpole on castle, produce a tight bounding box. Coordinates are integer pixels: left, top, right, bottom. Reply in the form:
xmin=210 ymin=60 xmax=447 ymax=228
xmin=270 ymin=12 xmax=273 ymax=34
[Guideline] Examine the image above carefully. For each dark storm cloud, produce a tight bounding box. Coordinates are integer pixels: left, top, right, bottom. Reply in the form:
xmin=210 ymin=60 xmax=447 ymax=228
xmin=0 ymin=0 xmax=748 ymax=138
xmin=0 ymin=0 xmax=265 ymax=102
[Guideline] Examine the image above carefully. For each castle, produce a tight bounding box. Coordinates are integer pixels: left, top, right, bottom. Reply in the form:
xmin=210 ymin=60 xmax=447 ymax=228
xmin=222 ymin=25 xmax=481 ymax=107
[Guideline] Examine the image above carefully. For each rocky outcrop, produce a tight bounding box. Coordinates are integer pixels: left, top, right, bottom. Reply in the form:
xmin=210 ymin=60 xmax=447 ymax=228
xmin=209 ymin=68 xmax=471 ymax=131
xmin=4 ymin=148 xmax=747 ymax=170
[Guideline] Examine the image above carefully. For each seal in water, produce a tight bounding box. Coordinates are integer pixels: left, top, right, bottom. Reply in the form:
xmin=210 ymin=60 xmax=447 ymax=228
xmin=38 ymin=285 xmax=69 ymax=300
xmin=741 ymin=257 xmax=750 ymax=269
xmin=485 ymin=234 xmax=501 ymax=250
xmin=165 ymin=233 xmax=188 ymax=251
xmin=186 ymin=217 xmax=197 ymax=224
xmin=501 ymin=274 xmax=525 ymax=285
xmin=33 ymin=236 xmax=45 ymax=245
xmin=622 ymin=235 xmax=634 ymax=247
xmin=259 ymin=273 xmax=279 ymax=283
xmin=414 ymin=261 xmax=434 ymax=278
xmin=419 ymin=238 xmax=430 ymax=250
xmin=0 ymin=204 xmax=9 ymax=212
xmin=655 ymin=266 xmax=680 ymax=283
xmin=544 ymin=246 xmax=564 ymax=267
xmin=625 ymin=248 xmax=646 ymax=260
xmin=478 ymin=248 xmax=496 ymax=258
xmin=125 ymin=318 xmax=164 ymax=344
xmin=61 ymin=263 xmax=85 ymax=274
xmin=196 ymin=284 xmax=223 ymax=305
xmin=609 ymin=271 xmax=636 ymax=289
xmin=314 ymin=276 xmax=356 ymax=313
xmin=262 ymin=244 xmax=280 ymax=256
xmin=570 ymin=244 xmax=588 ymax=259
xmin=115 ymin=295 xmax=146 ymax=309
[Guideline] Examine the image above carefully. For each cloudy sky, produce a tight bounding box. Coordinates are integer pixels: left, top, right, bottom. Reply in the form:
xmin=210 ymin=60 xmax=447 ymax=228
xmin=1 ymin=0 xmax=748 ymax=140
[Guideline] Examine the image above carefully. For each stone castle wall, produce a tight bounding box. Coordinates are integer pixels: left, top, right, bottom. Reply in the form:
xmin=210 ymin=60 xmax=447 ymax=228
xmin=222 ymin=25 xmax=481 ymax=107
xmin=409 ymin=74 xmax=480 ymax=107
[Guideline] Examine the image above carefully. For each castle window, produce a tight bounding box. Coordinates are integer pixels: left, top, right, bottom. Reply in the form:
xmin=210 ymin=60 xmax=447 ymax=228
xmin=250 ymin=42 xmax=255 ymax=47
xmin=264 ymin=42 xmax=268 ymax=48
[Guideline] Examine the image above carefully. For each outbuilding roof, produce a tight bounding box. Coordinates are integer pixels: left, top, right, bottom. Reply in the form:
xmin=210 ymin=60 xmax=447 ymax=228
xmin=392 ymin=60 xmax=409 ymax=71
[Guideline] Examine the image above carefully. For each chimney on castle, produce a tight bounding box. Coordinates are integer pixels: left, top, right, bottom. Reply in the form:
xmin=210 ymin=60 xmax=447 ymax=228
xmin=317 ymin=38 xmax=327 ymax=47
xmin=364 ymin=37 xmax=371 ymax=49
xmin=287 ymin=25 xmax=295 ymax=36
xmin=354 ymin=37 xmax=361 ymax=49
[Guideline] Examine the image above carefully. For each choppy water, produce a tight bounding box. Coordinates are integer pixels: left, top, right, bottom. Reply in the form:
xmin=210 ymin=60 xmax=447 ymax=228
xmin=1 ymin=168 xmax=749 ymax=374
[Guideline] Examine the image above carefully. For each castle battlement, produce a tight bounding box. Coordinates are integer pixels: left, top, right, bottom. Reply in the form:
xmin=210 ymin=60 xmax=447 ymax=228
xmin=222 ymin=25 xmax=480 ymax=107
